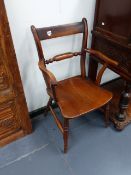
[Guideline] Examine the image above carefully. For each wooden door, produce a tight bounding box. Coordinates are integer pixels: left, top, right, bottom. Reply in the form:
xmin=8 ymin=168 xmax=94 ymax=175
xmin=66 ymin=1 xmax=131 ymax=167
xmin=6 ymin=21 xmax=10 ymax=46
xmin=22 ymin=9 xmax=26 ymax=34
xmin=0 ymin=0 xmax=32 ymax=146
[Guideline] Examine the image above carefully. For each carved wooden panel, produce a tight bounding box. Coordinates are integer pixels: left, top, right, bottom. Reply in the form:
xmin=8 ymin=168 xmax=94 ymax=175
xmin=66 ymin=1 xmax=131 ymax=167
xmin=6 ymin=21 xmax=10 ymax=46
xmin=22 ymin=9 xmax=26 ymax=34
xmin=0 ymin=100 xmax=21 ymax=139
xmin=0 ymin=52 xmax=9 ymax=91
xmin=93 ymin=36 xmax=131 ymax=73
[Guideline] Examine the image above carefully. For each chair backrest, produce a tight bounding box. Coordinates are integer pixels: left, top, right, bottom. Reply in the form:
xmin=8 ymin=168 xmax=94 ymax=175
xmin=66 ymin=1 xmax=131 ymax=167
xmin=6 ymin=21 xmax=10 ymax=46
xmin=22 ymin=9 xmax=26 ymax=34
xmin=31 ymin=18 xmax=88 ymax=79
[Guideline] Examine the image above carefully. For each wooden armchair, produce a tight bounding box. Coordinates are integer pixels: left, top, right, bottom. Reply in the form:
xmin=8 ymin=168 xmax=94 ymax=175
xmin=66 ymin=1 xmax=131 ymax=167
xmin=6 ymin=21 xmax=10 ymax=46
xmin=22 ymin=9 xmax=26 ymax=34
xmin=31 ymin=18 xmax=118 ymax=153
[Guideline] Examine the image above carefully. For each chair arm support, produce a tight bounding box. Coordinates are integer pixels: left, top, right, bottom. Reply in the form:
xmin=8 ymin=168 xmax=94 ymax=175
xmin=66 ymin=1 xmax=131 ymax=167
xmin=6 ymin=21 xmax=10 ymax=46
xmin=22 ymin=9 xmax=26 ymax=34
xmin=38 ymin=61 xmax=57 ymax=86
xmin=84 ymin=48 xmax=119 ymax=85
xmin=84 ymin=48 xmax=119 ymax=67
xmin=96 ymin=63 xmax=107 ymax=85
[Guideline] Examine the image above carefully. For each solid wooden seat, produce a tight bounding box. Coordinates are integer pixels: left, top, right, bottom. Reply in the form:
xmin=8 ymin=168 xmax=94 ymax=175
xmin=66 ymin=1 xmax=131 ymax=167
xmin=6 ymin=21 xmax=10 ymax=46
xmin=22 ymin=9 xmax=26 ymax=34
xmin=56 ymin=76 xmax=112 ymax=118
xmin=31 ymin=18 xmax=119 ymax=153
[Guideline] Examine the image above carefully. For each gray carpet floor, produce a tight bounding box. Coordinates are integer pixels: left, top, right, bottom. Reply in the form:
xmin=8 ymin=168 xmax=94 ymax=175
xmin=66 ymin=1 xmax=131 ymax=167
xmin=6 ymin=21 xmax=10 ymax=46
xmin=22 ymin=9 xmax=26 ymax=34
xmin=0 ymin=109 xmax=131 ymax=175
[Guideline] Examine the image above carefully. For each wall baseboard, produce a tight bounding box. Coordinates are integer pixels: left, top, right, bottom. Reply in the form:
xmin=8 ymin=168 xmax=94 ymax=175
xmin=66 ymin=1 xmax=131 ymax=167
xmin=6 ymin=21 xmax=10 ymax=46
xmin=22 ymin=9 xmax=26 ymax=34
xmin=29 ymin=102 xmax=58 ymax=119
xmin=101 ymin=77 xmax=121 ymax=86
xmin=29 ymin=77 xmax=121 ymax=119
xmin=29 ymin=106 xmax=47 ymax=119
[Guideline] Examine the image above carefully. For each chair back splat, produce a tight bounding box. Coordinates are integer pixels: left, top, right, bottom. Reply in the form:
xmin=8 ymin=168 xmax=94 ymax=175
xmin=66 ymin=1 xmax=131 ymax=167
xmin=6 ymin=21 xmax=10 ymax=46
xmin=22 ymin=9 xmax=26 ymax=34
xmin=31 ymin=18 xmax=88 ymax=78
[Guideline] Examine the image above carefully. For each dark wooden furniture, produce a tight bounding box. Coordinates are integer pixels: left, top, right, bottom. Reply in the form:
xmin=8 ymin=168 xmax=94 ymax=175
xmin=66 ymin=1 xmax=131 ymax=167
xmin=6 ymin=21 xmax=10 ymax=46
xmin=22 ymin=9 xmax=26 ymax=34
xmin=103 ymin=78 xmax=131 ymax=130
xmin=89 ymin=0 xmax=131 ymax=130
xmin=31 ymin=18 xmax=118 ymax=153
xmin=0 ymin=0 xmax=32 ymax=146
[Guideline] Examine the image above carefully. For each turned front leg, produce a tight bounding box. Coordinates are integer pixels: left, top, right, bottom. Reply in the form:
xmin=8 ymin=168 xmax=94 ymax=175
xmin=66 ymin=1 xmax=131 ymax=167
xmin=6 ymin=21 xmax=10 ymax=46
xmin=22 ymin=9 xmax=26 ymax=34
xmin=116 ymin=81 xmax=130 ymax=121
xmin=63 ymin=118 xmax=69 ymax=153
xmin=105 ymin=103 xmax=110 ymax=127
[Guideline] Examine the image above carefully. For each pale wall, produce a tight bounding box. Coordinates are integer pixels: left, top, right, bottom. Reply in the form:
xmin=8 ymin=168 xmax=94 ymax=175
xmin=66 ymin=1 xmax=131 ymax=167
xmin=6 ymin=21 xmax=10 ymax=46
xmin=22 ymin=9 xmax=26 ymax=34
xmin=4 ymin=0 xmax=118 ymax=111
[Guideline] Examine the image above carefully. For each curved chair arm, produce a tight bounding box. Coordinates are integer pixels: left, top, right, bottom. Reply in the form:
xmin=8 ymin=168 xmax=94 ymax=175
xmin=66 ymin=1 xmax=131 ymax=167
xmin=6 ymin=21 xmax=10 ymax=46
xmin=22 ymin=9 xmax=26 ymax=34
xmin=38 ymin=60 xmax=58 ymax=100
xmin=38 ymin=60 xmax=57 ymax=86
xmin=84 ymin=48 xmax=119 ymax=67
xmin=84 ymin=48 xmax=119 ymax=85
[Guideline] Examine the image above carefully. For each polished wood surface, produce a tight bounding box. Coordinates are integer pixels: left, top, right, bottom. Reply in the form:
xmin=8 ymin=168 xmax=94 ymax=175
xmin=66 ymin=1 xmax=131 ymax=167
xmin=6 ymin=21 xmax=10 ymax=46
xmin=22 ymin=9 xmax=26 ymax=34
xmin=89 ymin=0 xmax=131 ymax=129
xmin=95 ymin=0 xmax=131 ymax=40
xmin=85 ymin=49 xmax=118 ymax=67
xmin=36 ymin=22 xmax=84 ymax=40
xmin=45 ymin=52 xmax=82 ymax=64
xmin=31 ymin=18 xmax=117 ymax=153
xmin=0 ymin=0 xmax=32 ymax=146
xmin=103 ymin=79 xmax=131 ymax=130
xmin=56 ymin=76 xmax=112 ymax=118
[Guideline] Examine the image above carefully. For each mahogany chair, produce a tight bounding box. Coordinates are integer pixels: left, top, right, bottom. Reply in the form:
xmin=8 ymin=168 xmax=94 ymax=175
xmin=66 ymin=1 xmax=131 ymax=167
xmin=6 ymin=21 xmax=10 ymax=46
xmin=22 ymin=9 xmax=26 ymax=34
xmin=31 ymin=18 xmax=118 ymax=153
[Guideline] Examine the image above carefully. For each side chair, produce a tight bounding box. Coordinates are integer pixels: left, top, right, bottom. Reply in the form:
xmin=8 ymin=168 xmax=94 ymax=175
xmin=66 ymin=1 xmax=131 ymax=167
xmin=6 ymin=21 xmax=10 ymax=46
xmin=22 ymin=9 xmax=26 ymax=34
xmin=31 ymin=18 xmax=118 ymax=153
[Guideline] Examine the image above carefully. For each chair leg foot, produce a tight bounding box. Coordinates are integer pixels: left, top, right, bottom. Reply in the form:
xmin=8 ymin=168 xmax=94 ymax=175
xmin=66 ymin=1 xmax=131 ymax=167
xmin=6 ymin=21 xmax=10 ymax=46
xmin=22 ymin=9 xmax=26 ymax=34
xmin=105 ymin=103 xmax=110 ymax=127
xmin=63 ymin=118 xmax=69 ymax=153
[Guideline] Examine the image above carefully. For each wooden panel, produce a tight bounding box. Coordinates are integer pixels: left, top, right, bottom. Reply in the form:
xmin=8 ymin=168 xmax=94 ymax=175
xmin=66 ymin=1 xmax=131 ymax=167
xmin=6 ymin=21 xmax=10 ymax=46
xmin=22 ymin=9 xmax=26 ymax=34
xmin=95 ymin=0 xmax=131 ymax=38
xmin=0 ymin=63 xmax=9 ymax=91
xmin=93 ymin=35 xmax=131 ymax=74
xmin=0 ymin=45 xmax=11 ymax=92
xmin=0 ymin=100 xmax=21 ymax=140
